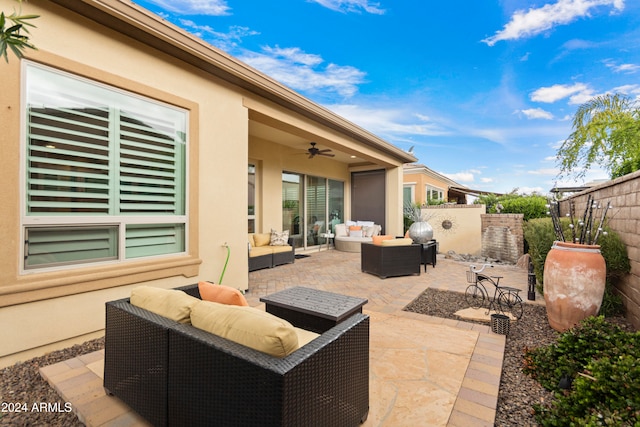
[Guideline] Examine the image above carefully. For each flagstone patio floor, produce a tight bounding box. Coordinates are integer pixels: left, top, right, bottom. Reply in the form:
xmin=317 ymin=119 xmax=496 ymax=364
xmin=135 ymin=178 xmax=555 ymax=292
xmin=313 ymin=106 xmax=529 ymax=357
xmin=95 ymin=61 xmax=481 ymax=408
xmin=40 ymin=249 xmax=543 ymax=426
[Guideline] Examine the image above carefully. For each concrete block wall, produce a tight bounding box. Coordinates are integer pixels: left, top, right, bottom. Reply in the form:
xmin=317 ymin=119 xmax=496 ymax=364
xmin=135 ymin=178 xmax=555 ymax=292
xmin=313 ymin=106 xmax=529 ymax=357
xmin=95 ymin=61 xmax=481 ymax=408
xmin=480 ymin=214 xmax=524 ymax=264
xmin=558 ymin=170 xmax=640 ymax=329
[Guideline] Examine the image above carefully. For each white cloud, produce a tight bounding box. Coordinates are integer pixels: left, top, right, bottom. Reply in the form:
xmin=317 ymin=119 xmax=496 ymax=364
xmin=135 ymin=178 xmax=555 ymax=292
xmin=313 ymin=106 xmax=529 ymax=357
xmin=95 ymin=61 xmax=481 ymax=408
xmin=481 ymin=177 xmax=494 ymax=183
xmin=143 ymin=0 xmax=231 ymax=15
xmin=444 ymin=171 xmax=476 ymax=183
xmin=482 ymin=0 xmax=624 ymax=46
xmin=326 ymin=104 xmax=450 ymax=137
xmin=309 ymin=0 xmax=385 ymax=14
xmin=528 ymin=168 xmax=561 ymax=175
xmin=178 ymin=20 xmax=257 ymax=51
xmin=530 ymin=83 xmax=592 ymax=103
xmin=604 ymin=59 xmax=640 ymax=74
xmin=239 ymin=46 xmax=366 ymax=97
xmin=520 ymin=108 xmax=554 ymax=119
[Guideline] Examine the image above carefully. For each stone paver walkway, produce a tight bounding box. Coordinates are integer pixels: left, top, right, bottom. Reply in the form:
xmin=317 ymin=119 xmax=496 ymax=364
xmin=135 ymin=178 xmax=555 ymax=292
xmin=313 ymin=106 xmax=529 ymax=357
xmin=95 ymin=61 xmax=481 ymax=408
xmin=40 ymin=249 xmax=542 ymax=426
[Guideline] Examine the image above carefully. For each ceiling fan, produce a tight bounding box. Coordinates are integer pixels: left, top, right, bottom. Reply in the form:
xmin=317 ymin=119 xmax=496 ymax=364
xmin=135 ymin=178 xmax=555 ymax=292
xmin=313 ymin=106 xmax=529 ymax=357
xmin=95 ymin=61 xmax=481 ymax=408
xmin=305 ymin=142 xmax=335 ymax=159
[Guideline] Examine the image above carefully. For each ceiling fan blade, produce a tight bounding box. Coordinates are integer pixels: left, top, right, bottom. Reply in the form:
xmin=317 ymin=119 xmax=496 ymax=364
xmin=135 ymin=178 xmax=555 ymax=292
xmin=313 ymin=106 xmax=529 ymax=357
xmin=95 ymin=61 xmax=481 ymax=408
xmin=318 ymin=152 xmax=335 ymax=157
xmin=318 ymin=149 xmax=333 ymax=153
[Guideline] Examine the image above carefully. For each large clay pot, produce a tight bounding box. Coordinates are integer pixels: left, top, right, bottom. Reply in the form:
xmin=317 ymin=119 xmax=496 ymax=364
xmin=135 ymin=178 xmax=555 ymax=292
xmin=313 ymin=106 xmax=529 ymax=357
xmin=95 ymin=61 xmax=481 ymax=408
xmin=543 ymin=241 xmax=606 ymax=332
xmin=408 ymin=221 xmax=433 ymax=243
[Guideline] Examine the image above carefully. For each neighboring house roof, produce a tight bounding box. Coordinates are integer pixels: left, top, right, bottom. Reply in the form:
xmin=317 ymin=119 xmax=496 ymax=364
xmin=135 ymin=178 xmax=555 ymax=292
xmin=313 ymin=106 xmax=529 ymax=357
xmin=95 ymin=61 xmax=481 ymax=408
xmin=403 ymin=163 xmax=466 ymax=189
xmin=550 ymin=179 xmax=609 ymax=195
xmin=403 ymin=164 xmax=503 ymax=197
xmin=51 ymin=0 xmax=416 ymax=165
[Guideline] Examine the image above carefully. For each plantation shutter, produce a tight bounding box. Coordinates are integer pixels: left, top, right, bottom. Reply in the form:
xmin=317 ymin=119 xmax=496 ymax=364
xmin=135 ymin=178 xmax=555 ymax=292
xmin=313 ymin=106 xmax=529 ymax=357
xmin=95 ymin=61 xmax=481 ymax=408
xmin=24 ymin=63 xmax=188 ymax=269
xmin=25 ymin=227 xmax=117 ymax=268
xmin=26 ymin=104 xmax=112 ymax=215
xmin=118 ymin=109 xmax=185 ymax=215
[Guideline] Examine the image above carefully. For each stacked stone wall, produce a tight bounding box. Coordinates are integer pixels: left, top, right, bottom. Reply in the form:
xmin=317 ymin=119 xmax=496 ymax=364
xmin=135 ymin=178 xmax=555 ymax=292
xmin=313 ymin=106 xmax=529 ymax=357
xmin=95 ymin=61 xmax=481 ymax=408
xmin=480 ymin=214 xmax=524 ymax=264
xmin=558 ymin=170 xmax=640 ymax=329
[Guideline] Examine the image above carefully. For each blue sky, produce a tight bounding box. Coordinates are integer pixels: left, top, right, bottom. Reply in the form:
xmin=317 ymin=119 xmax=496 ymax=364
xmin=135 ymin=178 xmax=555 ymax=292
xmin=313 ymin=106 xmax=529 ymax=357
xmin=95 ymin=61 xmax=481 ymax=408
xmin=133 ymin=0 xmax=640 ymax=194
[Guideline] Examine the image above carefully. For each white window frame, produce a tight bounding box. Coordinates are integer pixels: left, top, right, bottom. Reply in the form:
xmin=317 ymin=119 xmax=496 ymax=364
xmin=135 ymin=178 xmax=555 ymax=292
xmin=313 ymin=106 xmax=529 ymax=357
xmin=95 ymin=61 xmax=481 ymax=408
xmin=20 ymin=61 xmax=189 ymax=273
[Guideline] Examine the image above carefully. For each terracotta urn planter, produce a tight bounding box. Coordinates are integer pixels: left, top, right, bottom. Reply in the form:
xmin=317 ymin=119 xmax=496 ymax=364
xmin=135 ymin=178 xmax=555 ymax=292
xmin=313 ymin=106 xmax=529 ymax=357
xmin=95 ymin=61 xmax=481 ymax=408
xmin=543 ymin=241 xmax=606 ymax=332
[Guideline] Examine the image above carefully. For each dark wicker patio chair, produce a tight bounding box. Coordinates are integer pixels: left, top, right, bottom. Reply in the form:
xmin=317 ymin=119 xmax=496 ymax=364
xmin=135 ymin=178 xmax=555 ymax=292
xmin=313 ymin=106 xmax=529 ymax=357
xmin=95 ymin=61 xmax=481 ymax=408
xmin=104 ymin=284 xmax=369 ymax=427
xmin=360 ymin=242 xmax=421 ymax=278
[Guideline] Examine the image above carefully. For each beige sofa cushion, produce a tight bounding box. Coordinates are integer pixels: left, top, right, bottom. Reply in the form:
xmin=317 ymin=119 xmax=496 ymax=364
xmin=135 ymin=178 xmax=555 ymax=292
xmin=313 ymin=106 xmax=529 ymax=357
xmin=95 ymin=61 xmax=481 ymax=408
xmin=253 ymin=233 xmax=272 ymax=247
xmin=130 ymin=286 xmax=199 ymax=324
xmin=249 ymin=246 xmax=273 ymax=257
xmin=270 ymin=245 xmax=292 ymax=254
xmin=380 ymin=238 xmax=414 ymax=247
xmin=190 ymin=300 xmax=300 ymax=357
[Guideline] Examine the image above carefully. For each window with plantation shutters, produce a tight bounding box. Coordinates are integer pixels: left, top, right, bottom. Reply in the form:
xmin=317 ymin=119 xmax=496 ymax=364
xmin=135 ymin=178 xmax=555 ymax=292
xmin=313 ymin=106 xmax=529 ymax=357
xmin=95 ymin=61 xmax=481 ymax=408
xmin=23 ymin=62 xmax=187 ymax=270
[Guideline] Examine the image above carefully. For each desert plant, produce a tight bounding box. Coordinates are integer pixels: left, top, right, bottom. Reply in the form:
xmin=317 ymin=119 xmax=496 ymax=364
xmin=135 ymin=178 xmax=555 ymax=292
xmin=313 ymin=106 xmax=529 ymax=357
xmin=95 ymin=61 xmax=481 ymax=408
xmin=524 ymin=316 xmax=640 ymax=426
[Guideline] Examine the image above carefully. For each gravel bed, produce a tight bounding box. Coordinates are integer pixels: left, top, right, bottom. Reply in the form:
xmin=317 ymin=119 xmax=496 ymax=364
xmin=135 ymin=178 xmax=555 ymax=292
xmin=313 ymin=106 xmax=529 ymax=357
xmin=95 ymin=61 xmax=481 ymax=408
xmin=404 ymin=288 xmax=633 ymax=427
xmin=0 ymin=338 xmax=104 ymax=426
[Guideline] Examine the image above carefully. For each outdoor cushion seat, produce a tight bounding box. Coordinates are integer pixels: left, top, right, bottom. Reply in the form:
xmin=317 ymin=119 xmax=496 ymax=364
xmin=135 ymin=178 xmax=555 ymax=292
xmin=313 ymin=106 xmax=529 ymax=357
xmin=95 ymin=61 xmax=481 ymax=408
xmin=248 ymin=233 xmax=295 ymax=271
xmin=104 ymin=284 xmax=370 ymax=427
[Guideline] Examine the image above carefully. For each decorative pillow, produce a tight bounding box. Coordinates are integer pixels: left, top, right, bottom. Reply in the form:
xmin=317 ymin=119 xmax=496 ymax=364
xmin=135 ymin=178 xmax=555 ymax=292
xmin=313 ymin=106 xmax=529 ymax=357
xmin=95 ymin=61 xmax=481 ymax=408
xmin=270 ymin=229 xmax=289 ymax=246
xmin=349 ymin=229 xmax=364 ymax=238
xmin=380 ymin=238 xmax=414 ymax=246
xmin=348 ymin=225 xmax=363 ymax=238
xmin=345 ymin=220 xmax=357 ymax=227
xmin=363 ymin=225 xmax=381 ymax=237
xmin=130 ymin=286 xmax=199 ymax=324
xmin=357 ymin=220 xmax=375 ymax=227
xmin=334 ymin=223 xmax=348 ymax=237
xmin=198 ymin=281 xmax=249 ymax=306
xmin=253 ymin=233 xmax=271 ymax=247
xmin=372 ymin=235 xmax=394 ymax=245
xmin=190 ymin=300 xmax=299 ymax=358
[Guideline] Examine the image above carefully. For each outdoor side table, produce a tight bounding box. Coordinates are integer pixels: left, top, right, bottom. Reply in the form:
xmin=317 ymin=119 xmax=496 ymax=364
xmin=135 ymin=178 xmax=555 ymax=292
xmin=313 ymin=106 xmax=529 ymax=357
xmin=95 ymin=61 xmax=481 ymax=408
xmin=319 ymin=232 xmax=335 ymax=251
xmin=260 ymin=287 xmax=368 ymax=334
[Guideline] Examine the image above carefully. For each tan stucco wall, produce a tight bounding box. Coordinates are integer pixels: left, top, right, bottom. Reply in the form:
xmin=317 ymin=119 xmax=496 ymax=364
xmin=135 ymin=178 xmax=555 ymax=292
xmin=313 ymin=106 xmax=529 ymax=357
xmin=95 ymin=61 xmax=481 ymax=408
xmin=0 ymin=0 xmax=408 ymax=367
xmin=404 ymin=172 xmax=449 ymax=205
xmin=0 ymin=0 xmax=248 ymax=366
xmin=424 ymin=205 xmax=484 ymax=255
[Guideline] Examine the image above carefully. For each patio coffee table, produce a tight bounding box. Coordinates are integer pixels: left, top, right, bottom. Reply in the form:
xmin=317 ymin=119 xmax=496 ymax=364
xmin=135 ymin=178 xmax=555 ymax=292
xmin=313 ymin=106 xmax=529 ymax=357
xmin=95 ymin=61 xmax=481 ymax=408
xmin=260 ymin=287 xmax=368 ymax=334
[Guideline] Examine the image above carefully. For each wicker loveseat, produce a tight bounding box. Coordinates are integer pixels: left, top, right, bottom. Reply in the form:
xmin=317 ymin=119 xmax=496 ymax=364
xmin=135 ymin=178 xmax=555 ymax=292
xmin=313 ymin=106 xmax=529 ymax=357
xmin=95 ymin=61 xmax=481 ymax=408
xmin=104 ymin=284 xmax=370 ymax=427
xmin=249 ymin=233 xmax=295 ymax=271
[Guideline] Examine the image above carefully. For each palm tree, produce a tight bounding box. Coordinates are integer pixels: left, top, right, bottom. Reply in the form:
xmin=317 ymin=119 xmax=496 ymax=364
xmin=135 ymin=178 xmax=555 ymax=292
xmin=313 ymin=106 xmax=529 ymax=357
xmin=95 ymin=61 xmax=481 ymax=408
xmin=0 ymin=0 xmax=38 ymax=62
xmin=557 ymin=93 xmax=640 ymax=180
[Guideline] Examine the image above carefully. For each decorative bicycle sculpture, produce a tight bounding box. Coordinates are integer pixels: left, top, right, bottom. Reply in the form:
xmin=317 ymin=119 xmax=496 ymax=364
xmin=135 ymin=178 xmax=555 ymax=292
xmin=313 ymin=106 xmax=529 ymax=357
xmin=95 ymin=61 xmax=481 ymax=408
xmin=465 ymin=264 xmax=524 ymax=320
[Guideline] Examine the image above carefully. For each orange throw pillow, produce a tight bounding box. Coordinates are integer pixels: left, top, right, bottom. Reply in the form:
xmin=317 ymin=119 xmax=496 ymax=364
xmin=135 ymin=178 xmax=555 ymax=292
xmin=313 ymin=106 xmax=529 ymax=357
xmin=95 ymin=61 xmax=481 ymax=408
xmin=372 ymin=235 xmax=394 ymax=245
xmin=198 ymin=281 xmax=249 ymax=306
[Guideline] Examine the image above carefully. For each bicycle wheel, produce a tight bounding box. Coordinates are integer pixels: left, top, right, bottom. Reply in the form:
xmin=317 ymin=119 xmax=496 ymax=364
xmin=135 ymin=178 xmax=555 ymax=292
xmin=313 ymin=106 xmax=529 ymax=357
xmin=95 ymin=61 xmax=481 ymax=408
xmin=465 ymin=284 xmax=486 ymax=309
xmin=498 ymin=291 xmax=523 ymax=320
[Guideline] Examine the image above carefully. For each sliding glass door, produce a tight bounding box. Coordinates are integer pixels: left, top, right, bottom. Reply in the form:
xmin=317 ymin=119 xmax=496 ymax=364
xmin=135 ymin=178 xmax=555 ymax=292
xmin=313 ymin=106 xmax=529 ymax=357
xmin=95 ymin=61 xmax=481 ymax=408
xmin=282 ymin=172 xmax=343 ymax=250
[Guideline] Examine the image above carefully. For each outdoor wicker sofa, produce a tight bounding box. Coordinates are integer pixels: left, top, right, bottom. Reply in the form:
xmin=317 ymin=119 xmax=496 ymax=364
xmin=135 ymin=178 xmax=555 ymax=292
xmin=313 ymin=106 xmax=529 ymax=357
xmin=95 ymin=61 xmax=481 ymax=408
xmin=249 ymin=235 xmax=295 ymax=271
xmin=104 ymin=284 xmax=370 ymax=427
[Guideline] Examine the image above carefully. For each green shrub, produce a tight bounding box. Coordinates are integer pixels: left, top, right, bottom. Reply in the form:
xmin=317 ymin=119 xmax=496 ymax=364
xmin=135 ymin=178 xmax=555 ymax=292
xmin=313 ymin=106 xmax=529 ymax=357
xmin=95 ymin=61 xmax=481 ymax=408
xmin=524 ymin=316 xmax=640 ymax=426
xmin=500 ymin=195 xmax=548 ymax=220
xmin=522 ymin=218 xmax=557 ymax=289
xmin=523 ymin=218 xmax=631 ymax=299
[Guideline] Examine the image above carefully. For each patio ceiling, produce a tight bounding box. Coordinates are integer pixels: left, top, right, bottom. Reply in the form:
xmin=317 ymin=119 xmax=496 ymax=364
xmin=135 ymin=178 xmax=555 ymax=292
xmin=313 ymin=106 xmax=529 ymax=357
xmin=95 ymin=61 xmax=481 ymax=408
xmin=249 ymin=120 xmax=372 ymax=166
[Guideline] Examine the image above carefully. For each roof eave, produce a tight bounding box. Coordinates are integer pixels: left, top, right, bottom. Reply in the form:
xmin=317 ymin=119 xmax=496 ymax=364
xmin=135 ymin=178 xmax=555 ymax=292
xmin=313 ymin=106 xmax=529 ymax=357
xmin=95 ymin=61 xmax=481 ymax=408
xmin=47 ymin=0 xmax=416 ymax=164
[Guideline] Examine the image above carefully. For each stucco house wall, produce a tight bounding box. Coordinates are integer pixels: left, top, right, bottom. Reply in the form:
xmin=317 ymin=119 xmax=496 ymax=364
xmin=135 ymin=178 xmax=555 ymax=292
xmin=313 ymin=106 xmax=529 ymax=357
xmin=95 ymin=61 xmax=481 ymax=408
xmin=0 ymin=0 xmax=414 ymax=367
xmin=424 ymin=204 xmax=484 ymax=255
